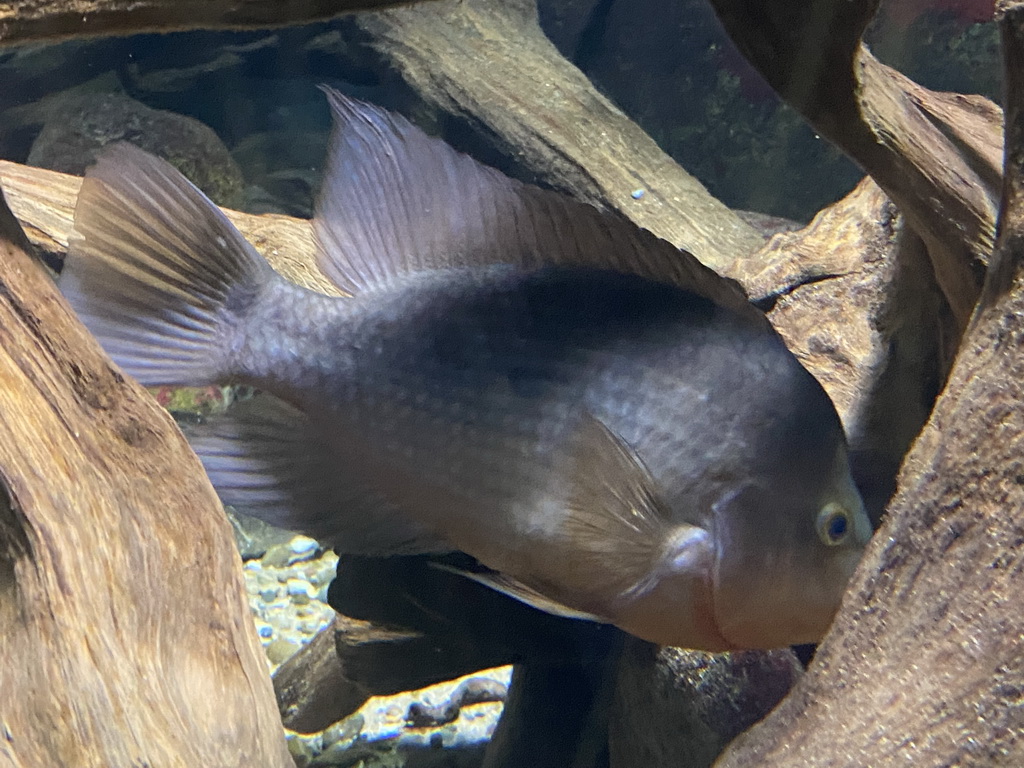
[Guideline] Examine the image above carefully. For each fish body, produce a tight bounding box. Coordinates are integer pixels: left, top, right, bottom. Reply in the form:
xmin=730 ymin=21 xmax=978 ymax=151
xmin=59 ymin=90 xmax=871 ymax=651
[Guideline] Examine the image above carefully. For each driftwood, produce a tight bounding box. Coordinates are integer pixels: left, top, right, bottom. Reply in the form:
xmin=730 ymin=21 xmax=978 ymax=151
xmin=609 ymin=641 xmax=803 ymax=768
xmin=274 ymin=554 xmax=624 ymax=768
xmin=709 ymin=0 xmax=1002 ymax=334
xmin=0 ymin=0 xmax=429 ymax=47
xmin=349 ymin=0 xmax=764 ymax=272
xmin=745 ymin=178 xmax=947 ymax=522
xmin=0 ymin=134 xmax=956 ymax=768
xmin=714 ymin=3 xmax=1024 ymax=765
xmin=0 ymin=190 xmax=291 ymax=765
xmin=0 ymin=158 xmax=339 ymax=297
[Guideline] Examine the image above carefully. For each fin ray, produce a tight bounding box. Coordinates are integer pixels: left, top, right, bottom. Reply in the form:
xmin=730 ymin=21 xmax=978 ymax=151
xmin=59 ymin=142 xmax=275 ymax=386
xmin=315 ymin=87 xmax=753 ymax=315
xmin=184 ymin=394 xmax=449 ymax=555
xmin=430 ymin=563 xmax=607 ymax=623
xmin=556 ymin=414 xmax=706 ymax=601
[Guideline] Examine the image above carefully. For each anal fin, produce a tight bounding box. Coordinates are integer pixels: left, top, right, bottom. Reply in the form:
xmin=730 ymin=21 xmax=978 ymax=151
xmin=183 ymin=393 xmax=448 ymax=555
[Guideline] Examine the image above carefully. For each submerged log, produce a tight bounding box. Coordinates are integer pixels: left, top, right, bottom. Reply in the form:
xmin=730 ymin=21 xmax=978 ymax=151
xmin=0 ymin=0 xmax=428 ymax=47
xmin=350 ymin=0 xmax=764 ymax=272
xmin=0 ymin=188 xmax=291 ymax=766
xmin=609 ymin=641 xmax=803 ymax=768
xmin=710 ymin=0 xmax=1002 ymax=334
xmin=714 ymin=4 xmax=1024 ymax=765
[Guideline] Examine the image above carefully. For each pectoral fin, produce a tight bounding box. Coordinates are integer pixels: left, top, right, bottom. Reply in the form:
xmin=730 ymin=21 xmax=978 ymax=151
xmin=555 ymin=414 xmax=713 ymax=602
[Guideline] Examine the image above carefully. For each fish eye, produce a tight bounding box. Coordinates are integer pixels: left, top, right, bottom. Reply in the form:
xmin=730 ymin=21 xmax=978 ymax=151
xmin=816 ymin=503 xmax=850 ymax=546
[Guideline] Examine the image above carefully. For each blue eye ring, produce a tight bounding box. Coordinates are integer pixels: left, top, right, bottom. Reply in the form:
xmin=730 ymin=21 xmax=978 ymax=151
xmin=817 ymin=503 xmax=850 ymax=546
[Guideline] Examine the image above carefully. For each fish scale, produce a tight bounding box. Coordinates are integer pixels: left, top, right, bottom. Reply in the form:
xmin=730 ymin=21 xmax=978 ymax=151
xmin=58 ymin=88 xmax=873 ymax=651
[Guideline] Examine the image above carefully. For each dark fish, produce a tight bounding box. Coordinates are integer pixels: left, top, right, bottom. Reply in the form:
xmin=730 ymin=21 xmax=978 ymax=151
xmin=58 ymin=88 xmax=871 ymax=651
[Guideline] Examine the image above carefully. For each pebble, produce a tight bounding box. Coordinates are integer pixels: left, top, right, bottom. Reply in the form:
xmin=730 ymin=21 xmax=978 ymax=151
xmin=321 ymin=713 xmax=365 ymax=749
xmin=290 ymin=535 xmax=319 ymax=558
xmin=286 ymin=578 xmax=314 ymax=604
xmin=259 ymin=586 xmax=280 ymax=602
xmin=265 ymin=637 xmax=301 ymax=666
xmin=286 ymin=733 xmax=315 ymax=767
xmin=240 ymin=529 xmax=508 ymax=764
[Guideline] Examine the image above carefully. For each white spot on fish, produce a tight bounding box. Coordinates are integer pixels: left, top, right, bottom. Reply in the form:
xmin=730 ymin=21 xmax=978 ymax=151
xmin=216 ymin=236 xmax=228 ymax=249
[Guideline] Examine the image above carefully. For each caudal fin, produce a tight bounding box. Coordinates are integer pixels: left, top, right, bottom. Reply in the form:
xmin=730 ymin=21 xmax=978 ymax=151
xmin=59 ymin=143 xmax=275 ymax=386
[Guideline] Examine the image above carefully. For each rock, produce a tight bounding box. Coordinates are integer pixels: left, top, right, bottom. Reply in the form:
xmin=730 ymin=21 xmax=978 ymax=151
xmin=263 ymin=542 xmax=299 ymax=569
xmin=287 ymin=732 xmax=316 ymax=768
xmin=267 ymin=637 xmax=303 ymax=666
xmin=287 ymin=578 xmax=315 ymax=604
xmin=322 ymin=713 xmax=365 ymax=749
xmin=290 ymin=535 xmax=320 ymax=559
xmin=405 ymin=676 xmax=508 ymax=728
xmin=27 ymin=92 xmax=243 ymax=207
xmin=231 ymin=130 xmax=329 ymax=217
xmin=227 ymin=508 xmax=296 ymax=560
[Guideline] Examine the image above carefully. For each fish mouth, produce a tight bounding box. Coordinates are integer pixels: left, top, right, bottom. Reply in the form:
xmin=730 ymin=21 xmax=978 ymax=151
xmin=696 ymin=569 xmax=740 ymax=652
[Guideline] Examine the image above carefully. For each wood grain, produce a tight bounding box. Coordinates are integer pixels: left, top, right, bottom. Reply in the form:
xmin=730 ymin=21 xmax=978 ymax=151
xmin=0 ymin=187 xmax=292 ymax=766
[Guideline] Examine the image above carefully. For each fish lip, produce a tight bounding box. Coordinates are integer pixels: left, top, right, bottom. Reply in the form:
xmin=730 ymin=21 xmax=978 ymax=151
xmin=699 ymin=568 xmax=740 ymax=652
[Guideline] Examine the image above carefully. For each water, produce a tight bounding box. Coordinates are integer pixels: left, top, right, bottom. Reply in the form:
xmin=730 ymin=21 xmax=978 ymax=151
xmin=0 ymin=2 xmax=1002 ymax=767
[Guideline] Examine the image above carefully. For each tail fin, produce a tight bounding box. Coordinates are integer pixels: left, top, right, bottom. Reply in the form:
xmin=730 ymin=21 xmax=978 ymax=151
xmin=59 ymin=143 xmax=275 ymax=386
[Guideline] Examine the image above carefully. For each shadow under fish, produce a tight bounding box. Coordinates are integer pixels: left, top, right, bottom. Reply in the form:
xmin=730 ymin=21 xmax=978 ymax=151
xmin=58 ymin=87 xmax=872 ymax=652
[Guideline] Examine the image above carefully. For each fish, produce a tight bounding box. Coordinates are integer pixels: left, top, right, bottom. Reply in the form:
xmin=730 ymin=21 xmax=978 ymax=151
xmin=58 ymin=87 xmax=872 ymax=651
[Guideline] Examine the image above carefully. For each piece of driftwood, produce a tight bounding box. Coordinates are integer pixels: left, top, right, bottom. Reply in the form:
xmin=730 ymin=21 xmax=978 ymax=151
xmin=709 ymin=0 xmax=1002 ymax=333
xmin=274 ymin=554 xmax=620 ymax=734
xmin=0 ymin=159 xmax=339 ymax=297
xmin=714 ymin=4 xmax=1024 ymax=765
xmin=748 ymin=178 xmax=947 ymax=522
xmin=350 ymin=0 xmax=764 ymax=272
xmin=610 ymin=641 xmax=803 ymax=768
xmin=483 ymin=657 xmax=619 ymax=768
xmin=0 ymin=0 xmax=429 ymax=47
xmin=0 ymin=188 xmax=292 ymax=766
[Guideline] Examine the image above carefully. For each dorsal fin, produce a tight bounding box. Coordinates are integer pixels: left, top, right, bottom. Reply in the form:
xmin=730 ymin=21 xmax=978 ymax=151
xmin=314 ymin=87 xmax=753 ymax=314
